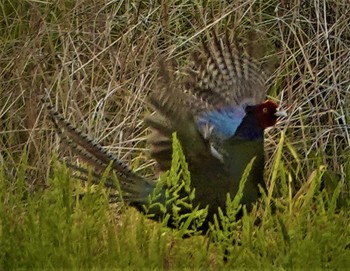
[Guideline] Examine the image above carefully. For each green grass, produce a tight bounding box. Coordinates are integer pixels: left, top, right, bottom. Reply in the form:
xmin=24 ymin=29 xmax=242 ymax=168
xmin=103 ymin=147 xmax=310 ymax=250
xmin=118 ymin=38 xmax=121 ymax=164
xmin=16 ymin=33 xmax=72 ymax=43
xmin=1 ymin=142 xmax=350 ymax=269
xmin=1 ymin=0 xmax=350 ymax=269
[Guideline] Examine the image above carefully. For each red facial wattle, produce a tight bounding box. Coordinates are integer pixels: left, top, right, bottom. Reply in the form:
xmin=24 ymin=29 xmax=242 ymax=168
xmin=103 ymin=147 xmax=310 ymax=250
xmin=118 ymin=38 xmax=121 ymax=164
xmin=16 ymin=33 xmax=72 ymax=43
xmin=255 ymin=100 xmax=280 ymax=129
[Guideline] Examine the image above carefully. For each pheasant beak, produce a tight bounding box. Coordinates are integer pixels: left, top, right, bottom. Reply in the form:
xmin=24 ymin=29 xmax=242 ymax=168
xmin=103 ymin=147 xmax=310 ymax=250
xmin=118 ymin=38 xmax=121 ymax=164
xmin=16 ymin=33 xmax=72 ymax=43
xmin=274 ymin=110 xmax=287 ymax=118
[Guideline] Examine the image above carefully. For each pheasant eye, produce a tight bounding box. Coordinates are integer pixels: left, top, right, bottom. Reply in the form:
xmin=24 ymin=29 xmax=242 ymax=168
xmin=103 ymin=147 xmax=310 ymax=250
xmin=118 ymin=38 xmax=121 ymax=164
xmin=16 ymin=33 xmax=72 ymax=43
xmin=262 ymin=107 xmax=268 ymax=113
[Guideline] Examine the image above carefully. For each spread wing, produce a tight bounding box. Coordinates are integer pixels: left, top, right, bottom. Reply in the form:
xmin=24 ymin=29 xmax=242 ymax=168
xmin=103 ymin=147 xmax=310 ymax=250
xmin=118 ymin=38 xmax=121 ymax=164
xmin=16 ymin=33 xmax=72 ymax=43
xmin=146 ymin=32 xmax=268 ymax=172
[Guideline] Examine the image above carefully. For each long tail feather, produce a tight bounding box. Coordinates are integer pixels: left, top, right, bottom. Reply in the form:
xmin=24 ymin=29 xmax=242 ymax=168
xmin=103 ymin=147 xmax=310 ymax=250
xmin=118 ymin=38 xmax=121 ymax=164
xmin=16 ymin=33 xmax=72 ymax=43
xmin=46 ymin=103 xmax=143 ymax=182
xmin=43 ymin=100 xmax=156 ymax=200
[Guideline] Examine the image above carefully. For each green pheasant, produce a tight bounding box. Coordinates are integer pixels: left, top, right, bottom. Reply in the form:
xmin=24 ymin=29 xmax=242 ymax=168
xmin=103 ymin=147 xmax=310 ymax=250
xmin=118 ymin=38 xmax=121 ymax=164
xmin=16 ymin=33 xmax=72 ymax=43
xmin=45 ymin=33 xmax=286 ymax=232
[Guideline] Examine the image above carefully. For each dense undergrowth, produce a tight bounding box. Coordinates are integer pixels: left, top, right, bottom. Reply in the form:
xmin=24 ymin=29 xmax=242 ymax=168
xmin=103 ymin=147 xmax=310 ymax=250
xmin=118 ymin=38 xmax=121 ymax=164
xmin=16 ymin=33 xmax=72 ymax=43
xmin=1 ymin=135 xmax=350 ymax=269
xmin=1 ymin=0 xmax=350 ymax=269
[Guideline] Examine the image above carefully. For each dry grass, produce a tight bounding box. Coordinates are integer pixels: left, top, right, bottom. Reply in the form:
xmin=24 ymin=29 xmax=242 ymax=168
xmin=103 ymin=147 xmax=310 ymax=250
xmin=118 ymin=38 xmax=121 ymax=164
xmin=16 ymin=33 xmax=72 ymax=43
xmin=1 ymin=1 xmax=349 ymax=190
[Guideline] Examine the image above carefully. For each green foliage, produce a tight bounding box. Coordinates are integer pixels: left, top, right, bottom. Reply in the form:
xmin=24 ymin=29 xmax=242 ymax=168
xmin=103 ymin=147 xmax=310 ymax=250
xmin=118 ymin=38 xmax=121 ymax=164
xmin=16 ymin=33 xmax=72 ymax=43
xmin=146 ymin=133 xmax=208 ymax=237
xmin=1 ymin=137 xmax=350 ymax=269
xmin=0 ymin=151 xmax=213 ymax=270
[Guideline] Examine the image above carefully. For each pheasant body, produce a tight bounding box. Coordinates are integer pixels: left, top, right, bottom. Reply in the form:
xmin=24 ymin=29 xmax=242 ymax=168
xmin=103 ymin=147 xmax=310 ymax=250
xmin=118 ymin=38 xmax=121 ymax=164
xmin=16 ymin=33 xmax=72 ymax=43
xmin=46 ymin=34 xmax=285 ymax=231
